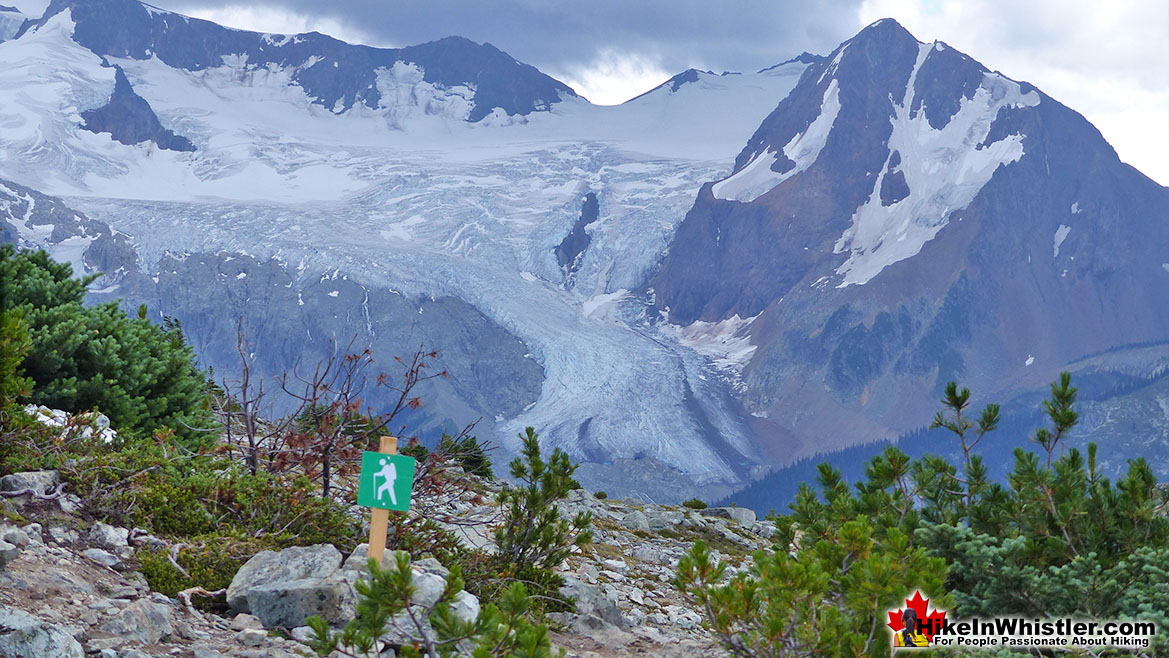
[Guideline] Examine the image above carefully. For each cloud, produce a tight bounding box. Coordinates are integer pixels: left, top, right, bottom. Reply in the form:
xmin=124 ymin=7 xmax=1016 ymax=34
xmin=857 ymin=0 xmax=1169 ymax=184
xmin=550 ymin=50 xmax=673 ymax=105
xmin=161 ymin=0 xmax=864 ymax=78
xmin=172 ymin=4 xmax=387 ymax=47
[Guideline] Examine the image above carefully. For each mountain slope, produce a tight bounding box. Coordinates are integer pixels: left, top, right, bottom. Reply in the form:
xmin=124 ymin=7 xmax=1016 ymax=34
xmin=648 ymin=19 xmax=1169 ymax=461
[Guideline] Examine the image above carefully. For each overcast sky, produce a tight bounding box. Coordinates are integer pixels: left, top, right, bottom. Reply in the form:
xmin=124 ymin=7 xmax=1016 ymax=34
xmin=157 ymin=0 xmax=1168 ymax=185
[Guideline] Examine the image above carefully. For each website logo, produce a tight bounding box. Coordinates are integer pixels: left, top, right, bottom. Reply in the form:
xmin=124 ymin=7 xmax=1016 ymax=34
xmin=887 ymin=591 xmax=947 ymax=649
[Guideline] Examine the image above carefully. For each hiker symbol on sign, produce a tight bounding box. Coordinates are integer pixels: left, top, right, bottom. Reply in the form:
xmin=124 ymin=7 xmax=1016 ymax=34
xmin=357 ymin=451 xmax=415 ymax=512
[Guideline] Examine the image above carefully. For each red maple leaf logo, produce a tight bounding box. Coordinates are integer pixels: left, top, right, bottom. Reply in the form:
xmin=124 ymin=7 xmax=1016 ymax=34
xmin=887 ymin=590 xmax=947 ymax=641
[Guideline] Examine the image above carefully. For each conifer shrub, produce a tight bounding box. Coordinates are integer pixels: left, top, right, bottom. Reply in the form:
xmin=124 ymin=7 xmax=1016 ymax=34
xmin=677 ymin=374 xmax=1169 ymax=657
xmin=307 ymin=552 xmax=562 ymax=658
xmin=0 ymin=246 xmax=210 ymax=446
xmin=681 ymin=498 xmax=707 ymax=509
xmin=495 ymin=427 xmax=592 ymax=573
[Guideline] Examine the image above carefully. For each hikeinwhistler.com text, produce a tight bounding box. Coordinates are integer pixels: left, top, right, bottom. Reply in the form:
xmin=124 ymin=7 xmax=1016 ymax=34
xmin=925 ymin=617 xmax=1158 ymax=649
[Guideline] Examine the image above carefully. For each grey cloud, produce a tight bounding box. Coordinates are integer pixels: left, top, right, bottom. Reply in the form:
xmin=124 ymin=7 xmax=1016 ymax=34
xmin=155 ymin=0 xmax=867 ymax=77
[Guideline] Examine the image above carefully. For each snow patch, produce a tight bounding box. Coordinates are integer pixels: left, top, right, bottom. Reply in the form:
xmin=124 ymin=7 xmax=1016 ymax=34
xmin=712 ymin=79 xmax=841 ymax=203
xmin=673 ymin=314 xmax=759 ymax=376
xmin=1025 ymin=355 xmax=1035 ymax=366
xmin=833 ymin=47 xmax=1038 ymax=286
xmin=1070 ymin=201 xmax=1081 ymax=214
xmin=581 ymin=289 xmax=630 ymax=319
xmin=1053 ymin=224 xmax=1071 ymax=258
xmin=327 ymin=290 xmax=339 ymax=297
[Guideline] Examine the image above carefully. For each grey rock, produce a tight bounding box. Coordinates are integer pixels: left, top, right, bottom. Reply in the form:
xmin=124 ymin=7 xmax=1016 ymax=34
xmin=245 ymin=577 xmax=355 ymax=629
xmin=82 ymin=548 xmax=120 ymax=568
xmin=57 ymin=494 xmax=82 ymax=515
xmin=0 ymin=540 xmax=19 ymax=569
xmin=0 ymin=527 xmax=27 ymax=548
xmin=237 ymin=628 xmax=267 ymax=647
xmin=47 ymin=526 xmax=79 ymax=544
xmin=619 ymin=510 xmax=650 ymax=532
xmin=19 ymin=524 xmax=41 ymax=545
xmin=412 ymin=556 xmax=449 ymax=577
xmin=0 ymin=471 xmax=59 ymax=496
xmin=230 ymin=613 xmax=263 ymax=631
xmin=99 ymin=649 xmax=118 ymax=658
xmin=99 ymin=599 xmax=174 ymax=644
xmin=631 ymin=545 xmax=669 ymax=565
xmin=0 ymin=606 xmax=85 ymax=658
xmin=700 ymin=506 xmax=756 ymax=526
xmin=121 ymin=651 xmax=153 ymax=658
xmin=411 ymin=570 xmax=447 ymax=608
xmin=341 ymin=544 xmax=403 ymax=575
xmin=752 ymin=521 xmax=777 ymax=538
xmin=450 ymin=590 xmax=480 ymax=624
xmin=289 ymin=626 xmax=315 ymax=643
xmin=227 ymin=544 xmax=342 ymax=613
xmin=559 ymin=576 xmax=626 ymax=629
xmin=192 ymin=645 xmax=228 ymax=658
xmin=88 ymin=523 xmax=130 ymax=551
xmin=644 ymin=510 xmax=684 ymax=530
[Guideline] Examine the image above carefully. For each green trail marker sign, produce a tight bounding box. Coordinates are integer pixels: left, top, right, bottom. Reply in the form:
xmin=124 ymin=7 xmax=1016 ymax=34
xmin=357 ymin=451 xmax=415 ymax=512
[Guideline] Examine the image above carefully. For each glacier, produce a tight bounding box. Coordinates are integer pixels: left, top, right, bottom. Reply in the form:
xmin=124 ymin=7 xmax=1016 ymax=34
xmin=0 ymin=6 xmax=812 ymax=493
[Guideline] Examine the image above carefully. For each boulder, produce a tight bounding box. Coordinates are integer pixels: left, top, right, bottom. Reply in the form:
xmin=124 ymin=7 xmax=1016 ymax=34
xmin=99 ymin=599 xmax=174 ymax=644
xmin=0 ymin=611 xmax=84 ymax=658
xmin=451 ymin=590 xmax=480 ymax=624
xmin=0 ymin=471 xmax=59 ymax=496
xmin=82 ymin=548 xmax=120 ymax=568
xmin=699 ymin=506 xmax=756 ymax=526
xmin=559 ymin=576 xmax=626 ymax=629
xmin=246 ymin=577 xmax=355 ymax=628
xmin=0 ymin=540 xmax=19 ymax=569
xmin=644 ymin=510 xmax=684 ymax=530
xmin=619 ymin=511 xmax=650 ymax=532
xmin=88 ymin=523 xmax=129 ymax=551
xmin=410 ymin=571 xmax=446 ymax=608
xmin=341 ymin=544 xmax=404 ymax=575
xmin=229 ymin=613 xmax=263 ymax=631
xmin=227 ymin=544 xmax=342 ymax=613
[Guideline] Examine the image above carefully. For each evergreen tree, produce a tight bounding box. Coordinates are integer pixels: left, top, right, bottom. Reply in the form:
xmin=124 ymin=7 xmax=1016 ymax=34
xmin=494 ymin=427 xmax=591 ymax=572
xmin=0 ymin=246 xmax=209 ymax=444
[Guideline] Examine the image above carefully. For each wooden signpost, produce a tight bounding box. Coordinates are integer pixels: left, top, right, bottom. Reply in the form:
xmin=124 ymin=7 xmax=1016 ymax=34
xmin=357 ymin=436 xmax=417 ymax=563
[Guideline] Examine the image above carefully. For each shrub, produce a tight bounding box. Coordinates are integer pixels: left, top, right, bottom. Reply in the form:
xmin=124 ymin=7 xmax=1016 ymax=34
xmin=437 ymin=432 xmax=494 ymax=479
xmin=307 ymin=552 xmax=562 ymax=658
xmin=495 ymin=427 xmax=592 ymax=573
xmin=681 ymin=498 xmax=707 ymax=509
xmin=138 ymin=534 xmax=275 ymax=611
xmin=677 ymin=520 xmax=948 ymax=658
xmin=0 ymin=309 xmax=32 ymax=409
xmin=594 ymin=491 xmax=607 ymax=500
xmin=678 ymin=373 xmax=1169 ymax=657
xmin=0 ymin=246 xmax=210 ymax=445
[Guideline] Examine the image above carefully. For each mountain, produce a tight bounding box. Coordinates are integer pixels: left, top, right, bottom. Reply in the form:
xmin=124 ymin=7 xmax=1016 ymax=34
xmin=648 ymin=18 xmax=1168 ymax=463
xmin=0 ymin=1 xmax=1164 ymax=503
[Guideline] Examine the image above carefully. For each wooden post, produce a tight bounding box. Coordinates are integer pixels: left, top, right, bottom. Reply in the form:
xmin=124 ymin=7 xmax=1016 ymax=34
xmin=367 ymin=435 xmax=397 ymax=564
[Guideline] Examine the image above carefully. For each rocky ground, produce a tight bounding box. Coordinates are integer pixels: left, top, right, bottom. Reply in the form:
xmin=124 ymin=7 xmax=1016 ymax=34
xmin=0 ymin=465 xmax=779 ymax=657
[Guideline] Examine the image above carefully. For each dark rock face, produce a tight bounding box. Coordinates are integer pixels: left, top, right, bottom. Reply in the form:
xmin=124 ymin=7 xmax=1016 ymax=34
xmin=648 ymin=18 xmax=1169 ymax=459
xmin=555 ymin=192 xmax=597 ymax=274
xmin=80 ymin=67 xmax=195 ymax=151
xmin=43 ymin=0 xmax=575 ymax=121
